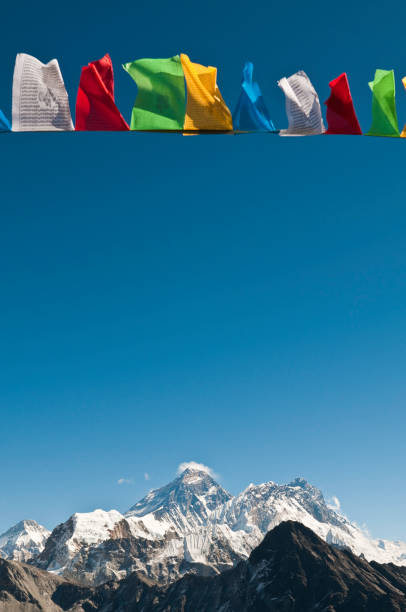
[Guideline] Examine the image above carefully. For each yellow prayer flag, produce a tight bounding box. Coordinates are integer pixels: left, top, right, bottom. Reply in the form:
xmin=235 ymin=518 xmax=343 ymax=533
xmin=180 ymin=54 xmax=233 ymax=131
xmin=401 ymin=77 xmax=406 ymax=138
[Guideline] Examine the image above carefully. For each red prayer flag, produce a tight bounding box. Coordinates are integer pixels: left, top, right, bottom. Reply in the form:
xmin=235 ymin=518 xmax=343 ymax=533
xmin=324 ymin=73 xmax=362 ymax=135
xmin=75 ymin=54 xmax=129 ymax=131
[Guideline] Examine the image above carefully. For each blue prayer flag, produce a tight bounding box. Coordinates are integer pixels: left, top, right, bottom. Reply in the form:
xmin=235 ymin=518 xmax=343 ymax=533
xmin=233 ymin=62 xmax=276 ymax=132
xmin=0 ymin=109 xmax=11 ymax=131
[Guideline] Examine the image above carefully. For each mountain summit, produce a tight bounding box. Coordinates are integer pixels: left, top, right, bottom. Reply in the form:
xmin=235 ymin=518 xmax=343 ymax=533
xmin=0 ymin=520 xmax=50 ymax=562
xmin=127 ymin=468 xmax=232 ymax=532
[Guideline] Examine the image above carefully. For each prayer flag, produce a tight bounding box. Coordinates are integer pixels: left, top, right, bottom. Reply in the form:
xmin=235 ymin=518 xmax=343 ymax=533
xmin=399 ymin=77 xmax=406 ymax=138
xmin=233 ymin=62 xmax=276 ymax=132
xmin=277 ymin=70 xmax=325 ymax=136
xmin=325 ymin=73 xmax=362 ymax=135
xmin=0 ymin=110 xmax=10 ymax=131
xmin=75 ymin=54 xmax=129 ymax=131
xmin=180 ymin=54 xmax=233 ymax=131
xmin=366 ymin=69 xmax=399 ymax=137
xmin=12 ymin=53 xmax=73 ymax=131
xmin=123 ymin=56 xmax=186 ymax=130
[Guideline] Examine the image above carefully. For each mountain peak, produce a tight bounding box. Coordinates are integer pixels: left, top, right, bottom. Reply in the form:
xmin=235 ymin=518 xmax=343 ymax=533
xmin=288 ymin=477 xmax=325 ymax=500
xmin=0 ymin=519 xmax=50 ymax=562
xmin=288 ymin=477 xmax=311 ymax=489
xmin=180 ymin=466 xmax=208 ymax=475
xmin=250 ymin=520 xmax=325 ymax=564
xmin=1 ymin=519 xmax=39 ymax=535
xmin=177 ymin=466 xmax=215 ymax=484
xmin=126 ymin=469 xmax=231 ymax=529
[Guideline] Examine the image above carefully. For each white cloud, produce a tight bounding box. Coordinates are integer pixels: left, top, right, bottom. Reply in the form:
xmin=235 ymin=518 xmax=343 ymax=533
xmin=177 ymin=461 xmax=217 ymax=478
xmin=117 ymin=478 xmax=133 ymax=485
xmin=328 ymin=495 xmax=341 ymax=511
xmin=144 ymin=473 xmax=150 ymax=481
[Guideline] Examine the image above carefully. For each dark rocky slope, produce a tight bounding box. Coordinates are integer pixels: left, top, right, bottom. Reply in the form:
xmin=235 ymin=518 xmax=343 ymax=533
xmin=0 ymin=557 xmax=102 ymax=610
xmin=104 ymin=520 xmax=406 ymax=611
xmin=1 ymin=521 xmax=406 ymax=611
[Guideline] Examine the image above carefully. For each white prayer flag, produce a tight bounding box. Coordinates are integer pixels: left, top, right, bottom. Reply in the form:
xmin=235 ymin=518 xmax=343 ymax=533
xmin=277 ymin=70 xmax=325 ymax=136
xmin=12 ymin=53 xmax=74 ymax=132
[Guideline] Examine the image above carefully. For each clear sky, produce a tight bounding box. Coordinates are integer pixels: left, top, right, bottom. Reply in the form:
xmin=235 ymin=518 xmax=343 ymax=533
xmin=0 ymin=0 xmax=406 ymax=542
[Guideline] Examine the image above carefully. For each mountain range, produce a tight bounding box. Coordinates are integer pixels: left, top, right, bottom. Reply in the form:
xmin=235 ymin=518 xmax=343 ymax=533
xmin=1 ymin=467 xmax=405 ymax=590
xmin=1 ymin=521 xmax=406 ymax=611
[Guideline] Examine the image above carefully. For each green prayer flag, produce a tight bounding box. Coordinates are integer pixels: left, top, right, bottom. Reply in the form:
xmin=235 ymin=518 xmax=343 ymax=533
xmin=122 ymin=56 xmax=186 ymax=130
xmin=366 ymin=69 xmax=400 ymax=137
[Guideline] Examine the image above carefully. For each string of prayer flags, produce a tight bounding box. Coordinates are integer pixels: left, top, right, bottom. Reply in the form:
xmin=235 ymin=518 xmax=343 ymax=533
xmin=180 ymin=54 xmax=233 ymax=131
xmin=366 ymin=69 xmax=399 ymax=137
xmin=325 ymin=73 xmax=362 ymax=135
xmin=75 ymin=54 xmax=129 ymax=131
xmin=12 ymin=53 xmax=74 ymax=131
xmin=278 ymin=70 xmax=325 ymax=136
xmin=123 ymin=56 xmax=186 ymax=131
xmin=233 ymin=62 xmax=276 ymax=132
xmin=0 ymin=110 xmax=11 ymax=131
xmin=7 ymin=51 xmax=406 ymax=138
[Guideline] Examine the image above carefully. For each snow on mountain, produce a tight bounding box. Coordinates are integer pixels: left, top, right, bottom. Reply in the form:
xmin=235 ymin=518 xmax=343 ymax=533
xmin=221 ymin=477 xmax=406 ymax=566
xmin=0 ymin=520 xmax=50 ymax=562
xmin=127 ymin=471 xmax=406 ymax=568
xmin=29 ymin=468 xmax=406 ymax=586
xmin=127 ymin=468 xmax=232 ymax=532
xmin=34 ymin=509 xmax=129 ymax=582
xmin=34 ymin=470 xmax=240 ymax=585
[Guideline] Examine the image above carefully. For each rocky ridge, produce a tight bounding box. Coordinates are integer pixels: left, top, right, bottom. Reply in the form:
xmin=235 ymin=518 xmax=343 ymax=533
xmin=1 ymin=522 xmax=406 ymax=611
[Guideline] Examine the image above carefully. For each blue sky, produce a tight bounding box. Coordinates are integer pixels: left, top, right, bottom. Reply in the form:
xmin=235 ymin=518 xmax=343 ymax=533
xmin=0 ymin=0 xmax=406 ymax=541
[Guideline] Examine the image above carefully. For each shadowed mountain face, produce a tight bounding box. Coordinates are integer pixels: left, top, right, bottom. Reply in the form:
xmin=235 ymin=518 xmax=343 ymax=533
xmin=0 ymin=557 xmax=103 ymax=611
xmin=1 ymin=522 xmax=406 ymax=611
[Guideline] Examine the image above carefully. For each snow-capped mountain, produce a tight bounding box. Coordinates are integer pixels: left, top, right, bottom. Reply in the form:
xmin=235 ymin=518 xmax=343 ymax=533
xmin=0 ymin=520 xmax=50 ymax=562
xmin=127 ymin=466 xmax=232 ymax=531
xmin=34 ymin=470 xmax=242 ymax=584
xmin=29 ymin=467 xmax=406 ymax=586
